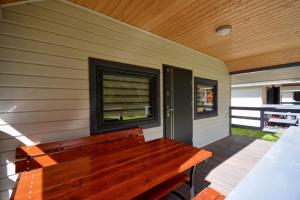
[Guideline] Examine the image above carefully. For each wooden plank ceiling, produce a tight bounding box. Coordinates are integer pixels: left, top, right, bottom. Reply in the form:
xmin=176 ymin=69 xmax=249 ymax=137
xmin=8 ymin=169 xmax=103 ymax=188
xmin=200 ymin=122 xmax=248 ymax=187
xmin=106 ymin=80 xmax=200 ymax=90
xmin=2 ymin=0 xmax=300 ymax=72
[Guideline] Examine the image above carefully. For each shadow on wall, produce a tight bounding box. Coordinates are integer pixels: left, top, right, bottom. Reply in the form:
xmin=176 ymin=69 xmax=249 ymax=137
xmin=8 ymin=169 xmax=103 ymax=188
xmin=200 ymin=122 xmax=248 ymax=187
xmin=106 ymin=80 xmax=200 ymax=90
xmin=0 ymin=119 xmax=36 ymax=199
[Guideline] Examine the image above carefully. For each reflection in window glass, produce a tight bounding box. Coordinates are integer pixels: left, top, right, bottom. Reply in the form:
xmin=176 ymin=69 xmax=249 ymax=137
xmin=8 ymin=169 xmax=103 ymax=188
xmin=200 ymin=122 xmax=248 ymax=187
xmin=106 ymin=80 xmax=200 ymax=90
xmin=103 ymin=74 xmax=152 ymax=122
xmin=197 ymin=84 xmax=214 ymax=112
xmin=194 ymin=77 xmax=217 ymax=119
xmin=89 ymin=58 xmax=160 ymax=134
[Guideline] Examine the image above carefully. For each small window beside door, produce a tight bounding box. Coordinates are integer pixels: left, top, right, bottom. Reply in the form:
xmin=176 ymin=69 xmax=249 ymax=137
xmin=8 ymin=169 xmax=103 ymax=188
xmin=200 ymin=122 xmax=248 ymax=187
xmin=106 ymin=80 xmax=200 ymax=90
xmin=194 ymin=77 xmax=218 ymax=119
xmin=89 ymin=58 xmax=160 ymax=134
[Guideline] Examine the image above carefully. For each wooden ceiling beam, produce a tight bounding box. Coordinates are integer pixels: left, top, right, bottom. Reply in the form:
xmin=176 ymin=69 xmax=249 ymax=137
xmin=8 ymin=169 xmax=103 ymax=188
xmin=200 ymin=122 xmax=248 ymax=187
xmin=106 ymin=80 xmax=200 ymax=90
xmin=226 ymin=48 xmax=300 ymax=72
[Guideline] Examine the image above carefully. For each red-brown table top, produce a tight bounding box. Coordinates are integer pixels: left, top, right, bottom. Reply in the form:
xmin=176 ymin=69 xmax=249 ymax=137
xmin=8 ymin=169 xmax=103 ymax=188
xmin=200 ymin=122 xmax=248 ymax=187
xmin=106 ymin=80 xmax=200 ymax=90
xmin=12 ymin=138 xmax=212 ymax=200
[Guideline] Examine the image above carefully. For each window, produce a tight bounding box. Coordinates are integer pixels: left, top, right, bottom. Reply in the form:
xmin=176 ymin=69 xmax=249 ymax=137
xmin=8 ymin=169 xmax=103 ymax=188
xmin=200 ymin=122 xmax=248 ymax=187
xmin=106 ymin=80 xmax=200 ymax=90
xmin=89 ymin=58 xmax=160 ymax=134
xmin=194 ymin=77 xmax=218 ymax=119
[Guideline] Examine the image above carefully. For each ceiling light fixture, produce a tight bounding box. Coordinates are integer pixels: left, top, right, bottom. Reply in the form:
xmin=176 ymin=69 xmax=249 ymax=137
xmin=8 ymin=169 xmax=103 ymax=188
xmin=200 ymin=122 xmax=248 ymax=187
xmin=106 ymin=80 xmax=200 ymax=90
xmin=216 ymin=25 xmax=232 ymax=36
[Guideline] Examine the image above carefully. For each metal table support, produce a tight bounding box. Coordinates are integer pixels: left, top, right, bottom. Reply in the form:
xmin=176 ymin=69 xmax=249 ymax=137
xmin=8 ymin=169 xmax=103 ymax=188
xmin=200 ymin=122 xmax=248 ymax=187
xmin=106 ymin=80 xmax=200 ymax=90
xmin=189 ymin=165 xmax=196 ymax=198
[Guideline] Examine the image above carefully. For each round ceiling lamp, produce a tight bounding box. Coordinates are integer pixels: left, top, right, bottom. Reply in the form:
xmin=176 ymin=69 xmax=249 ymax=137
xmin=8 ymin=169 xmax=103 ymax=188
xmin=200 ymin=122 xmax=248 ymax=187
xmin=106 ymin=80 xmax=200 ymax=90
xmin=216 ymin=25 xmax=232 ymax=36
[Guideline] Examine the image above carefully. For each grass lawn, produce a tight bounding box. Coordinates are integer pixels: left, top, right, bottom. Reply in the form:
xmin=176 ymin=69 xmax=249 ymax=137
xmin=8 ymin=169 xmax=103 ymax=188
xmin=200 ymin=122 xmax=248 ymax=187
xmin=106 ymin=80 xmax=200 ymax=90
xmin=232 ymin=127 xmax=282 ymax=142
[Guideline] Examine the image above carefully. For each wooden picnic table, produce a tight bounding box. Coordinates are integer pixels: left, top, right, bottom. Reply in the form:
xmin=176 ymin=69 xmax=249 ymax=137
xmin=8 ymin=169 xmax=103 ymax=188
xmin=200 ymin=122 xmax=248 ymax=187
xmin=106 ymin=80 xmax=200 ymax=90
xmin=12 ymin=138 xmax=212 ymax=200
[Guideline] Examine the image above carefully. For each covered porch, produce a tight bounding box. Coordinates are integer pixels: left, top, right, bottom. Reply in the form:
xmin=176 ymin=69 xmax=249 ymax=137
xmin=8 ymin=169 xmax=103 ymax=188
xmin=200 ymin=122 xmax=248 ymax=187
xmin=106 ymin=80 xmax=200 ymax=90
xmin=0 ymin=0 xmax=300 ymax=199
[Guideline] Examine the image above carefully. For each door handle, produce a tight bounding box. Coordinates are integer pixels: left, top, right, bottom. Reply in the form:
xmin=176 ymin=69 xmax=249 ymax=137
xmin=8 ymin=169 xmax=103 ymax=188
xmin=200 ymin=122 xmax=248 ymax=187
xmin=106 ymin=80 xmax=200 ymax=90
xmin=167 ymin=108 xmax=174 ymax=117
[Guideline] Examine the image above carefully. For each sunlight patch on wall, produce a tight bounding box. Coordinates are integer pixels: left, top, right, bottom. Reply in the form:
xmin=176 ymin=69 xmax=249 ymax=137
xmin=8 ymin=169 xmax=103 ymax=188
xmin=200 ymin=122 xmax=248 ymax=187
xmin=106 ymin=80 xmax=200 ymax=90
xmin=0 ymin=119 xmax=35 ymax=146
xmin=5 ymin=160 xmax=15 ymax=177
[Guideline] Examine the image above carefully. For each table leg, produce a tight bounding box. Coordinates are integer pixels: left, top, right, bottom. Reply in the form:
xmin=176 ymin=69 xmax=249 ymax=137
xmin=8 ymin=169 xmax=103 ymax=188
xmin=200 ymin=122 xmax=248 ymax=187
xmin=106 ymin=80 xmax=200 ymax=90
xmin=189 ymin=165 xmax=196 ymax=198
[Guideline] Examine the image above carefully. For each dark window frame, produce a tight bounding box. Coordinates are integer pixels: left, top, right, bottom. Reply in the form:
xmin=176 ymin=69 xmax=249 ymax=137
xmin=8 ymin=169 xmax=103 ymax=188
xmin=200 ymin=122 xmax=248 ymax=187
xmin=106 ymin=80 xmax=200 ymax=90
xmin=89 ymin=58 xmax=160 ymax=135
xmin=194 ymin=77 xmax=218 ymax=119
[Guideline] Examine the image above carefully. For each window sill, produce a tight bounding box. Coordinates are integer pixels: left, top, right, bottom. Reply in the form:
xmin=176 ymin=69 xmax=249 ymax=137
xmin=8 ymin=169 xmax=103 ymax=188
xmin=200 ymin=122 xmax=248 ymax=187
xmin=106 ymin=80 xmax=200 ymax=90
xmin=194 ymin=112 xmax=218 ymax=120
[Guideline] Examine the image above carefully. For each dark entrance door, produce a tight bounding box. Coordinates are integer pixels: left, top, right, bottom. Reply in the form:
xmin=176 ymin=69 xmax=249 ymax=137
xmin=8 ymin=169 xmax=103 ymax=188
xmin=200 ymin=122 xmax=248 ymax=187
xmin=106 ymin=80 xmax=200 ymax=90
xmin=163 ymin=65 xmax=193 ymax=145
xmin=267 ymin=86 xmax=280 ymax=104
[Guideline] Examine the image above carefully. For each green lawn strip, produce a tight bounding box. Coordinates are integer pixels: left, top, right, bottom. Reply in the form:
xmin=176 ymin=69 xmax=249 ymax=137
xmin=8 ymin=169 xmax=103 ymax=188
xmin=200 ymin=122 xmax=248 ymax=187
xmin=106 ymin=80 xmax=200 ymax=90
xmin=232 ymin=127 xmax=282 ymax=142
